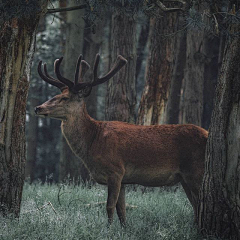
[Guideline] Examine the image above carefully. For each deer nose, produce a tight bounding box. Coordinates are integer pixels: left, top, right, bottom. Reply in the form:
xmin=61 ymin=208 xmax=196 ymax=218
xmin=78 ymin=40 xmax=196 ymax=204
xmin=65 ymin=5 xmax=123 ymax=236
xmin=35 ymin=106 xmax=41 ymax=114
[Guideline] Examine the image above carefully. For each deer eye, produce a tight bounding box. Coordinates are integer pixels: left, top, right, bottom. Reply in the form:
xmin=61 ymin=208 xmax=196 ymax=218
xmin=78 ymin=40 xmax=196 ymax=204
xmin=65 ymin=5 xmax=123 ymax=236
xmin=60 ymin=97 xmax=69 ymax=102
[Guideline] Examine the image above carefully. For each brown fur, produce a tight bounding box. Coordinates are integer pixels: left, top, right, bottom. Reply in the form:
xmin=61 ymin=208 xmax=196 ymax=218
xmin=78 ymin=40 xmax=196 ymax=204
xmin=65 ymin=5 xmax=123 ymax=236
xmin=36 ymin=90 xmax=208 ymax=225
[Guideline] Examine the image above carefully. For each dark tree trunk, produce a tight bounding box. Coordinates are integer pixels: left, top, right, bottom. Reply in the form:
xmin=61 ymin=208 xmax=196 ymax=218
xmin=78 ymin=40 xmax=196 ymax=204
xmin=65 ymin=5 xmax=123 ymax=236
xmin=25 ymin=14 xmax=47 ymax=182
xmin=198 ymin=33 xmax=240 ymax=240
xmin=59 ymin=3 xmax=89 ymax=183
xmin=0 ymin=1 xmax=47 ymax=216
xmin=180 ymin=30 xmax=220 ymax=128
xmin=137 ymin=14 xmax=177 ymax=125
xmin=105 ymin=13 xmax=137 ymax=123
xmin=135 ymin=19 xmax=150 ymax=81
xmin=25 ymin=95 xmax=39 ymax=182
xmin=83 ymin=18 xmax=105 ymax=119
xmin=202 ymin=35 xmax=220 ymax=130
xmin=165 ymin=19 xmax=186 ymax=124
xmin=180 ymin=29 xmax=205 ymax=126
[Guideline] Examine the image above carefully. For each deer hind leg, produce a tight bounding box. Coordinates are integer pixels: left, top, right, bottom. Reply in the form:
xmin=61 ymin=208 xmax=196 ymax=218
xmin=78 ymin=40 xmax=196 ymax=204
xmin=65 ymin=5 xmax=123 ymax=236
xmin=188 ymin=179 xmax=203 ymax=221
xmin=116 ymin=185 xmax=126 ymax=226
xmin=180 ymin=176 xmax=201 ymax=221
xmin=106 ymin=175 xmax=122 ymax=225
xmin=180 ymin=179 xmax=194 ymax=206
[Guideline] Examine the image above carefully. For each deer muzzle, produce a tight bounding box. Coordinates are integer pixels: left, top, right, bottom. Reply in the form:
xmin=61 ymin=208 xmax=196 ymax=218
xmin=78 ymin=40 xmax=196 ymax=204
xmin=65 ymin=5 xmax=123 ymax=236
xmin=35 ymin=106 xmax=48 ymax=117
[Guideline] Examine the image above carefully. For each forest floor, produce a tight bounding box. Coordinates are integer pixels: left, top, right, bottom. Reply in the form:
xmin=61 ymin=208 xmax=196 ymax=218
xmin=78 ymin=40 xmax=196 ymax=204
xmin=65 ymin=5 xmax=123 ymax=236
xmin=0 ymin=183 xmax=219 ymax=240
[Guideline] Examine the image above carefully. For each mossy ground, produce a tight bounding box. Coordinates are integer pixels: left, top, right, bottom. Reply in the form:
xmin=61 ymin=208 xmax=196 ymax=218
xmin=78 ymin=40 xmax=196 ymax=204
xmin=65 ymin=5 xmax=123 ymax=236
xmin=0 ymin=183 xmax=219 ymax=240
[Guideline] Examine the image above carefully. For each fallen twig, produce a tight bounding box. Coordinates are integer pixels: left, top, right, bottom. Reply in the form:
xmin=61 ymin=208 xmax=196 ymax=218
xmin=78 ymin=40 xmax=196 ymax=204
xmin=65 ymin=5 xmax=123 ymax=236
xmin=82 ymin=201 xmax=138 ymax=209
xmin=47 ymin=4 xmax=87 ymax=14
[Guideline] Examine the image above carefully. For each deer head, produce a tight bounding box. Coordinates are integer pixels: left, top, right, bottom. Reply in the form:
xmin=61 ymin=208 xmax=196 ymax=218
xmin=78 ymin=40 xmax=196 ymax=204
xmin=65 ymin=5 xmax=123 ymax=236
xmin=35 ymin=54 xmax=127 ymax=120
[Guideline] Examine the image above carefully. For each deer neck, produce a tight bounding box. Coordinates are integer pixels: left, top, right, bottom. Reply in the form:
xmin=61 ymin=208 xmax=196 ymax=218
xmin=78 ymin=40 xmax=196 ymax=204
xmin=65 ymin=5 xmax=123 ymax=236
xmin=61 ymin=102 xmax=98 ymax=169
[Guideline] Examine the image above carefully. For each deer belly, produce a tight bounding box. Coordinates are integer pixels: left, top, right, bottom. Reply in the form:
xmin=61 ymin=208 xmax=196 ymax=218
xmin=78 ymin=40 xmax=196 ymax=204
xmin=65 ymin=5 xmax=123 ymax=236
xmin=122 ymin=169 xmax=181 ymax=187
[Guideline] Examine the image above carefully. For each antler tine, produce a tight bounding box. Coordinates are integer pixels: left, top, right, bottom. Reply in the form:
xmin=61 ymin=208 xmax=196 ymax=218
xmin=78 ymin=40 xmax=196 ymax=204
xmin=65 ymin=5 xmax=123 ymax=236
xmin=73 ymin=60 xmax=91 ymax=93
xmin=43 ymin=63 xmax=67 ymax=91
xmin=91 ymin=55 xmax=128 ymax=87
xmin=74 ymin=54 xmax=83 ymax=85
xmin=78 ymin=60 xmax=90 ymax=83
xmin=54 ymin=57 xmax=74 ymax=89
xmin=38 ymin=61 xmax=66 ymax=90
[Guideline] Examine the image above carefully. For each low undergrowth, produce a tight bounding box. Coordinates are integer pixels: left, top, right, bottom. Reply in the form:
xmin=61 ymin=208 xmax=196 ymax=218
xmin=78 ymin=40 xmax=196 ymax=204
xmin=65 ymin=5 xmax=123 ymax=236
xmin=0 ymin=183 xmax=217 ymax=240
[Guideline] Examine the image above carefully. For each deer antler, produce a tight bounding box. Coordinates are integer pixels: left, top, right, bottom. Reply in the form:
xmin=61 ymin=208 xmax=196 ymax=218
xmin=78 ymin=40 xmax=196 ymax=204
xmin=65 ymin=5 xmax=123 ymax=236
xmin=91 ymin=54 xmax=128 ymax=87
xmin=38 ymin=54 xmax=127 ymax=96
xmin=54 ymin=57 xmax=74 ymax=89
xmin=74 ymin=55 xmax=83 ymax=85
xmin=74 ymin=60 xmax=92 ymax=94
xmin=74 ymin=54 xmax=127 ymax=95
xmin=38 ymin=61 xmax=66 ymax=91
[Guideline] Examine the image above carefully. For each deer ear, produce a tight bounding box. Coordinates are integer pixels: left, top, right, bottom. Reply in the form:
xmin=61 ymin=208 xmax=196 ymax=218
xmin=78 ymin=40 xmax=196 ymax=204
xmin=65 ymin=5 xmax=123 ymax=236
xmin=77 ymin=85 xmax=92 ymax=98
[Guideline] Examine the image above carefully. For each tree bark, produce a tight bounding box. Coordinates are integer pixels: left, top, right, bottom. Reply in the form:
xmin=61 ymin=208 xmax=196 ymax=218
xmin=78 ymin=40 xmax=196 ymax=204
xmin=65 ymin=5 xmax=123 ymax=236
xmin=137 ymin=14 xmax=177 ymax=125
xmin=25 ymin=14 xmax=47 ymax=182
xmin=180 ymin=29 xmax=205 ymax=126
xmin=105 ymin=13 xmax=137 ymax=123
xmin=180 ymin=28 xmax=220 ymax=129
xmin=198 ymin=33 xmax=240 ymax=239
xmin=83 ymin=18 xmax=105 ymax=119
xmin=0 ymin=1 xmax=47 ymax=216
xmin=165 ymin=19 xmax=186 ymax=124
xmin=135 ymin=19 xmax=150 ymax=82
xmin=202 ymin=35 xmax=220 ymax=130
xmin=59 ymin=2 xmax=89 ymax=183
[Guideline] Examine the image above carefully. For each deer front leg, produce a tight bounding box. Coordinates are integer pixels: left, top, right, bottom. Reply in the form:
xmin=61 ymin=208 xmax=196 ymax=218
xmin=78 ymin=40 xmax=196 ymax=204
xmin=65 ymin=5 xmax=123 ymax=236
xmin=116 ymin=185 xmax=126 ymax=226
xmin=106 ymin=175 xmax=122 ymax=225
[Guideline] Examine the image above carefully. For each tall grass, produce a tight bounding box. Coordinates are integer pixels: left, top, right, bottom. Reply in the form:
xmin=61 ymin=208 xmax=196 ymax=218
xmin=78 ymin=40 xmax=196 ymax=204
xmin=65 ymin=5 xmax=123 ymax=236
xmin=0 ymin=183 xmax=218 ymax=240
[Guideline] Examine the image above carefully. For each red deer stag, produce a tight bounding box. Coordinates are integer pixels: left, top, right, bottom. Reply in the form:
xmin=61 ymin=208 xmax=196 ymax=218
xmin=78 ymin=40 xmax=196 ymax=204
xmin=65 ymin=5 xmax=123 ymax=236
xmin=35 ymin=54 xmax=208 ymax=225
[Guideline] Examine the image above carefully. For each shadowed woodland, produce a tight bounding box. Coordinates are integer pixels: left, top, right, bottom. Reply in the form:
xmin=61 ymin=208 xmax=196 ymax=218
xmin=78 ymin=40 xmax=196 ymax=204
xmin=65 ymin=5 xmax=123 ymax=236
xmin=0 ymin=0 xmax=240 ymax=239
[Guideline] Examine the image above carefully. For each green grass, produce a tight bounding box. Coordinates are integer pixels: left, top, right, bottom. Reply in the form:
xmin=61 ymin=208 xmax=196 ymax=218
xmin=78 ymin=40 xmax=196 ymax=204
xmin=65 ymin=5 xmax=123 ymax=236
xmin=0 ymin=183 xmax=215 ymax=240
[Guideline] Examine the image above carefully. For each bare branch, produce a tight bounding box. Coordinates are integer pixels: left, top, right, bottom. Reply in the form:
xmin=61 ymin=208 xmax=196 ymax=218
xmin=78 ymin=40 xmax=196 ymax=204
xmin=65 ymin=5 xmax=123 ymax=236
xmin=165 ymin=0 xmax=186 ymax=5
xmin=165 ymin=0 xmax=186 ymax=8
xmin=155 ymin=0 xmax=186 ymax=12
xmin=82 ymin=201 xmax=137 ymax=209
xmin=47 ymin=4 xmax=87 ymax=14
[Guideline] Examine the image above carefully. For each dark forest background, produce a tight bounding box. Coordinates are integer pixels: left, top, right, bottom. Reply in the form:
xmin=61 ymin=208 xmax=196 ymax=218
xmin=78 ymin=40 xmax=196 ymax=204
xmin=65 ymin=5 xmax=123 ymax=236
xmin=25 ymin=0 xmax=224 ymax=183
xmin=1 ymin=0 xmax=240 ymax=239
